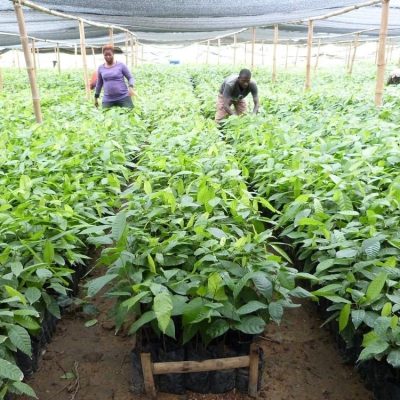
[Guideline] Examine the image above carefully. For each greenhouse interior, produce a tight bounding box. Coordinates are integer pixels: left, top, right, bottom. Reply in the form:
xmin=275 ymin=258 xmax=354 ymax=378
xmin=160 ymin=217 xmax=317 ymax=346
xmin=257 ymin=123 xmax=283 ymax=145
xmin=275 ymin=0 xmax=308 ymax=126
xmin=1 ymin=0 xmax=400 ymax=399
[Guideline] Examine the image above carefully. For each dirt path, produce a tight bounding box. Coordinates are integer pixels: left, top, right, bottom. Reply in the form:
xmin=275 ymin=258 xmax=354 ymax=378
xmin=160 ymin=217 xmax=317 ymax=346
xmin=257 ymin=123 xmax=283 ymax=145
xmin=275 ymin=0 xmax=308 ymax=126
xmin=18 ymin=287 xmax=372 ymax=400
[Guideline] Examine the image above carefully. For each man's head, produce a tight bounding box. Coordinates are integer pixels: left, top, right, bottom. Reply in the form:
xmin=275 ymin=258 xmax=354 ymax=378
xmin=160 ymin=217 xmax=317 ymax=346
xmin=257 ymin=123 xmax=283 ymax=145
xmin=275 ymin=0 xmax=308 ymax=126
xmin=237 ymin=69 xmax=252 ymax=89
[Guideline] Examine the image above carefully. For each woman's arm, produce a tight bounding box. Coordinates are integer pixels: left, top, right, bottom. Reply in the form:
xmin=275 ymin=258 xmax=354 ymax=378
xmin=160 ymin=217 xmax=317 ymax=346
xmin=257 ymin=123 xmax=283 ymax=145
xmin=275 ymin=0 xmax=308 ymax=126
xmin=94 ymin=69 xmax=103 ymax=107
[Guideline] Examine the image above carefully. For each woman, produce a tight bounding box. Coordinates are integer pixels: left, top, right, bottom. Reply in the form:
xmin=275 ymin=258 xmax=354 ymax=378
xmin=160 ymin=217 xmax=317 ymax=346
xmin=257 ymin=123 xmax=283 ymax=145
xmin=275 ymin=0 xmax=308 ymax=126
xmin=94 ymin=44 xmax=135 ymax=108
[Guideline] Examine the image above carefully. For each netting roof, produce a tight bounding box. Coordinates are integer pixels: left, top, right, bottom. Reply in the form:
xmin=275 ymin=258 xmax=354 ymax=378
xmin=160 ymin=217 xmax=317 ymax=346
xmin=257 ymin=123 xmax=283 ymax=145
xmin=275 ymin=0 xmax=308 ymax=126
xmin=1 ymin=0 xmax=400 ymax=48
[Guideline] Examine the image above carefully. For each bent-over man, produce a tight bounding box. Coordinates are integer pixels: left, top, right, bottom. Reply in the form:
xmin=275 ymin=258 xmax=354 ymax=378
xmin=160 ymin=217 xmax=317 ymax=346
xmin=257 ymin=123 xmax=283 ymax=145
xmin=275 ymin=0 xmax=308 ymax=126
xmin=215 ymin=69 xmax=259 ymax=122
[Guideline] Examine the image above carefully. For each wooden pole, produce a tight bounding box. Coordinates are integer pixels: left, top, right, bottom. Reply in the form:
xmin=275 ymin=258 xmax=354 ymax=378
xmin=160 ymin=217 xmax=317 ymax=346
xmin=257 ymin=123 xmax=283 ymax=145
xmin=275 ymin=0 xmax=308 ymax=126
xmin=294 ymin=45 xmax=299 ymax=66
xmin=134 ymin=39 xmax=138 ymax=67
xmin=305 ymin=20 xmax=314 ymax=90
xmin=251 ymin=27 xmax=256 ymax=68
xmin=272 ymin=24 xmax=278 ymax=82
xmin=125 ymin=33 xmax=129 ymax=65
xmin=31 ymin=39 xmax=37 ymax=71
xmin=375 ymin=0 xmax=390 ymax=107
xmin=13 ymin=0 xmax=42 ymax=123
xmin=74 ymin=44 xmax=78 ymax=68
xmin=233 ymin=34 xmax=237 ymax=65
xmin=375 ymin=40 xmax=379 ymax=64
xmin=244 ymin=42 xmax=247 ymax=65
xmin=56 ymin=43 xmax=61 ymax=73
xmin=16 ymin=49 xmax=21 ymax=70
xmin=314 ymin=39 xmax=321 ymax=72
xmin=348 ymin=33 xmax=360 ymax=75
xmin=248 ymin=343 xmax=260 ymax=398
xmin=109 ymin=28 xmax=113 ymax=45
xmin=78 ymin=19 xmax=90 ymax=99
xmin=36 ymin=47 xmax=40 ymax=69
xmin=141 ymin=44 xmax=144 ymax=64
xmin=261 ymin=40 xmax=265 ymax=65
xmin=217 ymin=38 xmax=221 ymax=65
xmin=206 ymin=40 xmax=210 ymax=64
xmin=141 ymin=353 xmax=156 ymax=399
xmin=130 ymin=35 xmax=134 ymax=70
xmin=91 ymin=47 xmax=96 ymax=69
xmin=346 ymin=42 xmax=353 ymax=70
xmin=285 ymin=43 xmax=289 ymax=69
xmin=389 ymin=42 xmax=394 ymax=63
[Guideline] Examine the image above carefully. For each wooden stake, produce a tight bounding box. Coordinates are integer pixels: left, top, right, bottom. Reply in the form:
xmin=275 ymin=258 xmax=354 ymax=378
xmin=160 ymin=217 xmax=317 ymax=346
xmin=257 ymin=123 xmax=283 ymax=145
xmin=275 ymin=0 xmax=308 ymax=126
xmin=78 ymin=19 xmax=90 ymax=99
xmin=272 ymin=24 xmax=278 ymax=82
xmin=206 ymin=40 xmax=210 ymax=64
xmin=375 ymin=0 xmax=390 ymax=107
xmin=74 ymin=44 xmax=77 ymax=68
xmin=375 ymin=39 xmax=379 ymax=64
xmin=16 ymin=49 xmax=21 ymax=70
xmin=261 ymin=40 xmax=265 ymax=65
xmin=348 ymin=33 xmax=360 ymax=75
xmin=13 ymin=0 xmax=42 ymax=123
xmin=314 ymin=39 xmax=321 ymax=72
xmin=125 ymin=33 xmax=129 ymax=65
xmin=36 ymin=47 xmax=40 ymax=69
xmin=141 ymin=353 xmax=156 ymax=399
xmin=141 ymin=44 xmax=144 ymax=64
xmin=130 ymin=35 xmax=134 ymax=70
xmin=248 ymin=343 xmax=260 ymax=398
xmin=56 ymin=43 xmax=61 ymax=73
xmin=294 ymin=45 xmax=299 ymax=66
xmin=31 ymin=39 xmax=36 ymax=71
xmin=109 ymin=27 xmax=113 ymax=45
xmin=251 ymin=27 xmax=256 ymax=68
xmin=134 ymin=39 xmax=138 ymax=67
xmin=244 ymin=42 xmax=247 ymax=65
xmin=91 ymin=47 xmax=96 ymax=70
xmin=217 ymin=38 xmax=221 ymax=65
xmin=233 ymin=34 xmax=237 ymax=65
xmin=305 ymin=20 xmax=314 ymax=90
xmin=346 ymin=42 xmax=353 ymax=70
xmin=285 ymin=43 xmax=289 ymax=69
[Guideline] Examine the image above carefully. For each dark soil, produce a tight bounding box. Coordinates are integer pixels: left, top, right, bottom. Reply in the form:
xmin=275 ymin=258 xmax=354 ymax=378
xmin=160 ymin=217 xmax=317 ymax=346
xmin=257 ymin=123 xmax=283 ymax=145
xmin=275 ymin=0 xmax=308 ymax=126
xmin=18 ymin=282 xmax=372 ymax=400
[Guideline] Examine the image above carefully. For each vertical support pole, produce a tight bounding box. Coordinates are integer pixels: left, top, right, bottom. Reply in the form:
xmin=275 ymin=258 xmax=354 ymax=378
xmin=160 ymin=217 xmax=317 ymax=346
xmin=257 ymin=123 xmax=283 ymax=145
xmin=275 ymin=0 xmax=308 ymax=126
xmin=272 ymin=24 xmax=278 ymax=82
xmin=31 ymin=39 xmax=37 ymax=71
xmin=217 ymin=38 xmax=221 ymax=65
xmin=305 ymin=20 xmax=314 ymax=90
xmin=109 ymin=28 xmax=114 ymax=45
xmin=74 ymin=43 xmax=78 ymax=68
xmin=206 ymin=40 xmax=210 ymax=65
xmin=141 ymin=44 xmax=144 ymax=64
xmin=285 ymin=43 xmax=289 ymax=69
xmin=233 ymin=34 xmax=237 ymax=65
xmin=251 ymin=27 xmax=256 ymax=69
xmin=348 ymin=33 xmax=360 ymax=75
xmin=388 ymin=42 xmax=394 ymax=63
xmin=91 ymin=47 xmax=96 ymax=70
xmin=314 ymin=39 xmax=321 ymax=72
xmin=16 ymin=49 xmax=21 ymax=70
xmin=56 ymin=43 xmax=61 ymax=73
xmin=130 ymin=35 xmax=135 ymax=70
xmin=78 ymin=19 xmax=90 ymax=99
xmin=125 ymin=33 xmax=129 ymax=66
xmin=294 ymin=45 xmax=299 ymax=66
xmin=141 ymin=353 xmax=156 ymax=399
xmin=13 ymin=0 xmax=42 ymax=123
xmin=261 ymin=40 xmax=265 ymax=65
xmin=375 ymin=39 xmax=379 ymax=64
xmin=375 ymin=0 xmax=390 ymax=107
xmin=248 ymin=343 xmax=259 ymax=398
xmin=36 ymin=47 xmax=40 ymax=69
xmin=134 ymin=39 xmax=138 ymax=67
xmin=244 ymin=42 xmax=247 ymax=65
xmin=346 ymin=42 xmax=353 ymax=70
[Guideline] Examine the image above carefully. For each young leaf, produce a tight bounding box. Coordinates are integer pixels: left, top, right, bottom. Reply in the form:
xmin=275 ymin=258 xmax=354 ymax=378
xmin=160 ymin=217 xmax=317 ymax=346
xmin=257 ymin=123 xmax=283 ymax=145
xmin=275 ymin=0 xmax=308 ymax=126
xmin=0 ymin=358 xmax=24 ymax=381
xmin=43 ymin=241 xmax=55 ymax=264
xmin=154 ymin=292 xmax=173 ymax=333
xmin=86 ymin=274 xmax=118 ymax=297
xmin=7 ymin=325 xmax=32 ymax=356
xmin=128 ymin=311 xmax=156 ymax=335
xmin=235 ymin=316 xmax=266 ymax=335
xmin=84 ymin=319 xmax=98 ymax=328
xmin=366 ymin=272 xmax=388 ymax=302
xmin=112 ymin=211 xmax=127 ymax=241
xmin=339 ymin=303 xmax=351 ymax=332
xmin=11 ymin=381 xmax=38 ymax=398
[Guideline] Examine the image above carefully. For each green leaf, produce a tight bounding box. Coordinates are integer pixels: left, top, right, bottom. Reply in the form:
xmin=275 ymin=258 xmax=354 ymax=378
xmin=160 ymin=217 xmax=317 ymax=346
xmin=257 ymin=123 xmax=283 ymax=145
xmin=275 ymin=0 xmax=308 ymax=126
xmin=43 ymin=241 xmax=54 ymax=264
xmin=388 ymin=350 xmax=400 ymax=368
xmin=339 ymin=303 xmax=351 ymax=332
xmin=208 ymin=273 xmax=223 ymax=298
xmin=296 ymin=218 xmax=324 ymax=226
xmin=206 ymin=319 xmax=229 ymax=341
xmin=36 ymin=268 xmax=53 ymax=279
xmin=144 ymin=180 xmax=152 ymax=195
xmin=25 ymin=287 xmax=42 ymax=305
xmin=0 ymin=358 xmax=24 ymax=381
xmin=381 ymin=302 xmax=392 ymax=317
xmin=112 ymin=211 xmax=127 ymax=241
xmin=366 ymin=272 xmax=388 ymax=302
xmin=361 ymin=237 xmax=381 ymax=258
xmin=7 ymin=325 xmax=32 ymax=356
xmin=207 ymin=227 xmax=226 ymax=239
xmin=14 ymin=315 xmax=41 ymax=331
xmin=252 ymin=273 xmax=273 ymax=301
xmin=154 ymin=292 xmax=173 ymax=333
xmin=336 ymin=249 xmax=358 ymax=259
xmin=4 ymin=286 xmax=27 ymax=305
xmin=147 ymin=254 xmax=156 ymax=274
xmin=351 ymin=309 xmax=365 ymax=329
xmin=121 ymin=291 xmax=149 ymax=310
xmin=358 ymin=339 xmax=389 ymax=361
xmin=128 ymin=311 xmax=156 ymax=335
xmin=84 ymin=319 xmax=98 ymax=328
xmin=237 ymin=301 xmax=268 ymax=315
xmin=269 ymin=302 xmax=284 ymax=323
xmin=235 ymin=316 xmax=266 ymax=334
xmin=11 ymin=381 xmax=37 ymax=398
xmin=10 ymin=261 xmax=23 ymax=277
xmin=86 ymin=274 xmax=118 ymax=297
xmin=60 ymin=372 xmax=76 ymax=380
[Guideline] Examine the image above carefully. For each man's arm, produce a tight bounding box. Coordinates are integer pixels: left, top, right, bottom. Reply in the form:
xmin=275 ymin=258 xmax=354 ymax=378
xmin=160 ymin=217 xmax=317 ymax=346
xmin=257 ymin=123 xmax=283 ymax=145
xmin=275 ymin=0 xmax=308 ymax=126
xmin=222 ymin=85 xmax=235 ymax=115
xmin=251 ymin=83 xmax=259 ymax=114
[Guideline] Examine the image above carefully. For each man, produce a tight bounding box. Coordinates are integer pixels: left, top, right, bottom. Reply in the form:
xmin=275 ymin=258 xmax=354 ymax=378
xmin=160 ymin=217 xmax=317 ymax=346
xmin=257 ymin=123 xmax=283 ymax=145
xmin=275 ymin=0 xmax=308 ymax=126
xmin=215 ymin=69 xmax=259 ymax=122
xmin=387 ymin=69 xmax=400 ymax=85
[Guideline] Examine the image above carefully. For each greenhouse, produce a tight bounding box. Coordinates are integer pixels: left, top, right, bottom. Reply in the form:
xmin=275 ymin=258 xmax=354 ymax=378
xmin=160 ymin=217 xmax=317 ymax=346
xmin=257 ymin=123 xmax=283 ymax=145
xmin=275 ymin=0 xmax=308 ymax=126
xmin=0 ymin=0 xmax=400 ymax=399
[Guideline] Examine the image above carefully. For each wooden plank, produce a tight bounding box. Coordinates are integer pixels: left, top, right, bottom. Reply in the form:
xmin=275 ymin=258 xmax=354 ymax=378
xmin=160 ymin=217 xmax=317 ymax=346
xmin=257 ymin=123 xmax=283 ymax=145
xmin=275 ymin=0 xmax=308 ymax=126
xmin=248 ymin=343 xmax=260 ymax=398
xmin=305 ymin=20 xmax=314 ymax=90
xmin=153 ymin=355 xmax=250 ymax=375
xmin=141 ymin=353 xmax=156 ymax=399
